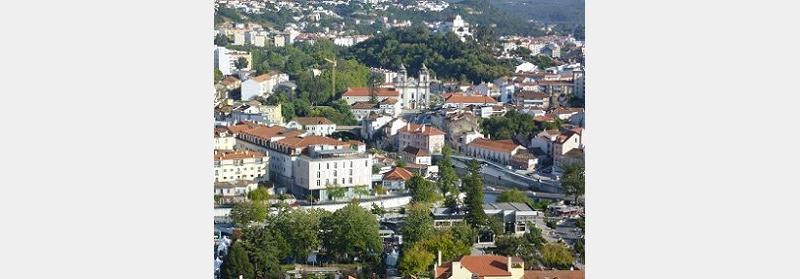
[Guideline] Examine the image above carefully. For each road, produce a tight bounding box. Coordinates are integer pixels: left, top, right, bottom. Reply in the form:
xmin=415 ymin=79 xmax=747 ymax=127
xmin=447 ymin=155 xmax=563 ymax=194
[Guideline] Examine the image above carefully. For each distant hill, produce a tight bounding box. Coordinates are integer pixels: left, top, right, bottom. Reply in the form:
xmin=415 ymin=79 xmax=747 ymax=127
xmin=488 ymin=0 xmax=585 ymax=25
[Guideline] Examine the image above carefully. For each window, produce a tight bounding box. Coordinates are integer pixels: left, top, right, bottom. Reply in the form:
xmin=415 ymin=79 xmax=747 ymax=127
xmin=327 ymin=163 xmax=330 ymax=169
xmin=350 ymin=161 xmax=353 ymax=168
xmin=317 ymin=180 xmax=321 ymax=186
xmin=365 ymin=160 xmax=368 ymax=167
xmin=317 ymin=172 xmax=321 ymax=178
xmin=348 ymin=177 xmax=352 ymax=184
xmin=334 ymin=162 xmax=338 ymax=168
xmin=334 ymin=170 xmax=338 ymax=177
xmin=342 ymin=178 xmax=345 ymax=184
xmin=349 ymin=169 xmax=353 ymax=175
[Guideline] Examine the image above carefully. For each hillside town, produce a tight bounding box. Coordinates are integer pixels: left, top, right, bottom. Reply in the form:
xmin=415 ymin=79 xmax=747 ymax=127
xmin=213 ymin=1 xmax=585 ymax=278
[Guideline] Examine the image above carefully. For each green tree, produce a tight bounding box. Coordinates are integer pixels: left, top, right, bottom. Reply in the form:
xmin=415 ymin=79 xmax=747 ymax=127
xmin=247 ymin=187 xmax=270 ymax=202
xmin=320 ymin=202 xmax=383 ymax=262
xmin=496 ymin=189 xmax=531 ymax=205
xmin=214 ymin=33 xmax=230 ymax=46
xmin=401 ymin=203 xmax=435 ymax=246
xmin=220 ymin=242 xmax=254 ymax=279
xmin=541 ymin=243 xmax=574 ymax=269
xmin=437 ymin=146 xmax=458 ymax=196
xmin=274 ymin=208 xmax=330 ymax=262
xmin=234 ymin=57 xmax=249 ymax=70
xmin=449 ymin=223 xmax=477 ymax=247
xmin=326 ymin=184 xmax=347 ymax=201
xmin=214 ymin=68 xmax=224 ymax=83
xmin=398 ymin=243 xmax=434 ymax=277
xmin=463 ymin=160 xmax=488 ymax=228
xmin=417 ymin=230 xmax=471 ymax=262
xmin=240 ymin=220 xmax=289 ymax=278
xmin=353 ymin=185 xmax=371 ymax=200
xmin=408 ymin=174 xmax=440 ymax=204
xmin=561 ymin=163 xmax=585 ymax=205
xmin=371 ymin=203 xmax=387 ymax=217
xmin=230 ymin=201 xmax=267 ymax=227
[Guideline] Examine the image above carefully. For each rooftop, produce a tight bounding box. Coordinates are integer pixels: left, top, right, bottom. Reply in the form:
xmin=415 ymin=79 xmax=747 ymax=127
xmin=343 ymin=87 xmax=400 ymax=97
xmin=214 ymin=150 xmax=265 ymax=161
xmin=402 ymin=146 xmax=430 ymax=157
xmin=291 ymin=116 xmax=335 ymax=125
xmin=383 ymin=167 xmax=414 ymax=181
xmin=398 ymin=123 xmax=445 ymax=136
xmin=468 ymin=138 xmax=522 ymax=153
xmin=444 ymin=94 xmax=498 ymax=104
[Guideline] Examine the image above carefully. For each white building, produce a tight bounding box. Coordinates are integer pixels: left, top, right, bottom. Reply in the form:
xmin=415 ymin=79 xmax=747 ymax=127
xmin=438 ymin=15 xmax=472 ymax=42
xmin=214 ymin=47 xmax=252 ymax=76
xmin=214 ymin=126 xmax=237 ymax=150
xmin=443 ymin=94 xmax=499 ymax=109
xmin=214 ymin=150 xmax=268 ymax=182
xmin=515 ymin=62 xmax=538 ymax=73
xmin=240 ymin=72 xmax=290 ymax=100
xmin=267 ymin=135 xmax=373 ymax=202
xmin=393 ymin=64 xmax=432 ymax=110
xmin=286 ymin=117 xmax=336 ymax=136
xmin=464 ymin=138 xmax=526 ymax=166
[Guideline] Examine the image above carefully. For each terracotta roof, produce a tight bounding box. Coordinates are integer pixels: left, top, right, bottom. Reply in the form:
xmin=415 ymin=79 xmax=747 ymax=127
xmin=241 ymin=125 xmax=302 ymax=141
xmin=292 ymin=117 xmax=334 ymax=125
xmin=468 ymin=138 xmax=522 ymax=153
xmin=402 ymin=146 xmax=430 ymax=157
xmin=274 ymin=135 xmax=348 ymax=150
xmin=383 ymin=167 xmax=413 ymax=181
xmin=214 ymin=150 xmax=265 ymax=161
xmin=552 ymin=107 xmax=584 ymax=115
xmin=220 ymin=76 xmax=240 ymax=86
xmin=458 ymin=255 xmax=514 ymax=277
xmin=380 ymin=97 xmax=399 ymax=105
xmin=251 ymin=72 xmax=281 ymax=82
xmin=351 ymin=101 xmax=378 ymax=109
xmin=534 ymin=114 xmax=557 ymax=122
xmin=435 ymin=262 xmax=453 ymax=279
xmin=343 ymin=87 xmax=400 ymax=97
xmin=555 ymin=131 xmax=578 ymax=144
xmin=398 ymin=123 xmax=445 ymax=136
xmin=214 ymin=126 xmax=231 ymax=137
xmin=444 ymin=94 xmax=498 ymax=104
xmin=523 ymin=270 xmax=585 ymax=279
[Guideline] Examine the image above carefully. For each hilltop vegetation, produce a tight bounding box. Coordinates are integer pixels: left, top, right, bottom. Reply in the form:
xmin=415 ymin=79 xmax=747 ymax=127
xmin=350 ymin=26 xmax=513 ymax=83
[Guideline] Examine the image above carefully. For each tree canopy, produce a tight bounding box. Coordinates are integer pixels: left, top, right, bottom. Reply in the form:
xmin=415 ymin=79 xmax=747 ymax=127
xmin=408 ymin=174 xmax=440 ymax=204
xmin=541 ymin=243 xmax=574 ymax=269
xmin=561 ymin=163 xmax=585 ymax=204
xmin=220 ymin=242 xmax=254 ymax=279
xmin=230 ymin=201 xmax=267 ymax=227
xmin=496 ymin=189 xmax=531 ymax=205
xmin=463 ymin=160 xmax=488 ymax=229
xmin=320 ymin=202 xmax=383 ymax=262
xmin=401 ymin=203 xmax=436 ymax=246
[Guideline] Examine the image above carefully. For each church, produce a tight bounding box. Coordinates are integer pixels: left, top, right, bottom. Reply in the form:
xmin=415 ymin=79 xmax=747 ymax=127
xmin=391 ymin=63 xmax=432 ymax=110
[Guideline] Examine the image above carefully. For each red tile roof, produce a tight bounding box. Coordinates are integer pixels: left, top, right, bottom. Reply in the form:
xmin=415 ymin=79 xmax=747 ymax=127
xmin=398 ymin=123 xmax=445 ymax=136
xmin=444 ymin=94 xmax=498 ymax=104
xmin=402 ymin=146 xmax=430 ymax=157
xmin=351 ymin=101 xmax=378 ymax=109
xmin=468 ymin=138 xmax=522 ymax=153
xmin=343 ymin=87 xmax=400 ymax=97
xmin=292 ymin=117 xmax=334 ymax=125
xmin=274 ymin=135 xmax=348 ymax=149
xmin=214 ymin=150 xmax=265 ymax=161
xmin=458 ymin=255 xmax=513 ymax=277
xmin=383 ymin=167 xmax=414 ymax=181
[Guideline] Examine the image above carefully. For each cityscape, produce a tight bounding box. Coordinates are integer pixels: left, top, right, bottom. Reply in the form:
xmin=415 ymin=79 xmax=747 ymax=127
xmin=213 ymin=1 xmax=585 ymax=278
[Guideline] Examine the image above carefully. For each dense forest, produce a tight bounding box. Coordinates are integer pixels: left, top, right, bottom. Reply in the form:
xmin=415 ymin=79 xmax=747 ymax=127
xmin=350 ymin=26 xmax=513 ymax=83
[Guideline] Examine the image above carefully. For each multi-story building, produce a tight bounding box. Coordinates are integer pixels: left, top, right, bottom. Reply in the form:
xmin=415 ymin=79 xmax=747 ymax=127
xmin=397 ymin=123 xmax=446 ymax=155
xmin=442 ymin=94 xmax=499 ymax=109
xmin=227 ymin=102 xmax=284 ymax=125
xmin=285 ymin=117 xmax=336 ymax=136
xmin=553 ymin=130 xmax=582 ymax=166
xmin=350 ymin=98 xmax=401 ymax=121
xmin=342 ymin=87 xmax=401 ymax=105
xmin=483 ymin=202 xmax=539 ymax=235
xmin=465 ymin=138 xmax=527 ymax=165
xmin=229 ymin=122 xmax=305 ymax=156
xmin=213 ymin=150 xmax=267 ymax=182
xmin=267 ymin=135 xmax=373 ymax=202
xmin=513 ymin=91 xmax=550 ymax=109
xmin=214 ymin=126 xmax=236 ymax=150
xmin=214 ymin=47 xmax=252 ymax=76
xmin=400 ymin=146 xmax=432 ymax=165
xmin=240 ymin=71 xmax=290 ymax=100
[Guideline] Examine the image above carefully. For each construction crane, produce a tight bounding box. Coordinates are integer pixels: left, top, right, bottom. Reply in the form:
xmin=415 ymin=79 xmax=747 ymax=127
xmin=323 ymin=57 xmax=336 ymax=99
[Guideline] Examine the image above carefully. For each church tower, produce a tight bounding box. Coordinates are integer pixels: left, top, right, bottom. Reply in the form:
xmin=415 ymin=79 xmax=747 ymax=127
xmin=398 ymin=63 xmax=407 ymax=84
xmin=419 ymin=63 xmax=430 ymax=84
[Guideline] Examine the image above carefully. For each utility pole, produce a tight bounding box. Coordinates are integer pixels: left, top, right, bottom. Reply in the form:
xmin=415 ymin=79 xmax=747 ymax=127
xmin=324 ymin=57 xmax=337 ymax=99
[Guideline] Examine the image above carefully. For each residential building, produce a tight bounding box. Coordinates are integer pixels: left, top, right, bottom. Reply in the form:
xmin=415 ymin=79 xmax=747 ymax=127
xmin=342 ymin=87 xmax=401 ymax=105
xmin=240 ymin=71 xmax=290 ymax=100
xmin=465 ymin=138 xmax=527 ymax=165
xmin=286 ymin=117 xmax=336 ymax=136
xmin=214 ymin=126 xmax=237 ymax=150
xmin=213 ymin=150 xmax=268 ymax=182
xmin=431 ymin=207 xmax=467 ymax=229
xmin=529 ymin=130 xmax=560 ymax=157
xmin=351 ymin=98 xmax=401 ymax=121
xmin=483 ymin=202 xmax=540 ymax=235
xmin=515 ymin=62 xmax=538 ymax=73
xmin=382 ymin=166 xmax=413 ymax=192
xmin=457 ymin=129 xmax=484 ymax=153
xmin=509 ymin=150 xmax=538 ymax=171
xmin=400 ymin=146 xmax=432 ymax=165
xmin=214 ymin=180 xmax=258 ymax=204
xmin=267 ymin=135 xmax=373 ymax=202
xmin=397 ymin=123 xmax=446 ymax=155
xmin=514 ymin=91 xmax=550 ymax=109
xmin=435 ymin=255 xmax=525 ymax=279
xmin=553 ymin=130 xmax=581 ymax=166
xmin=443 ymin=94 xmax=499 ymax=109
xmin=214 ymin=47 xmax=252 ymax=76
xmin=227 ymin=102 xmax=284 ymax=125
xmin=560 ymin=148 xmax=584 ymax=167
xmin=229 ymin=122 xmax=305 ymax=155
